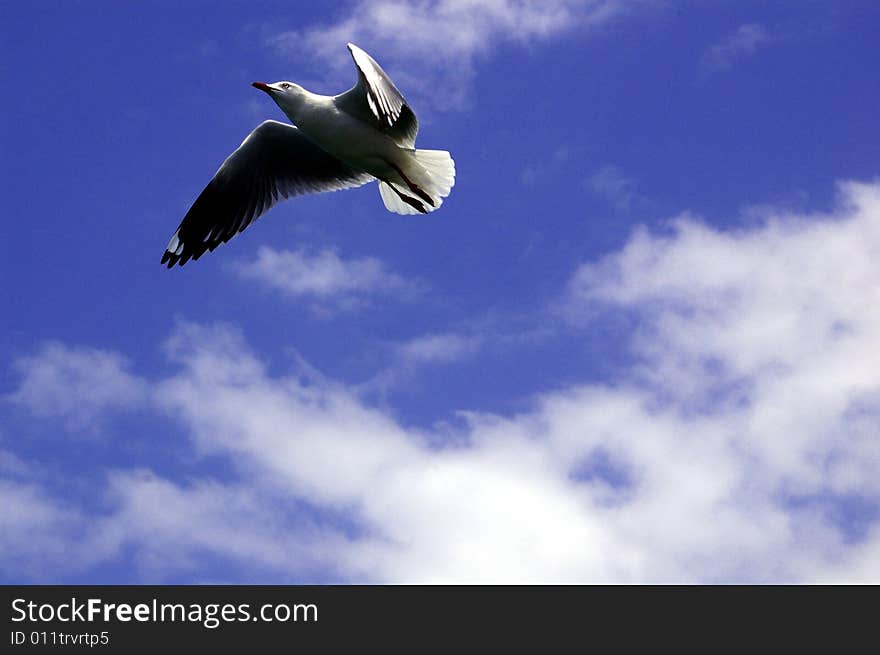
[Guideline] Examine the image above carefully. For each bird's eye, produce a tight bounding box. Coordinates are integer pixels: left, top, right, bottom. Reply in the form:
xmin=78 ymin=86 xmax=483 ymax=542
xmin=281 ymin=83 xmax=292 ymax=90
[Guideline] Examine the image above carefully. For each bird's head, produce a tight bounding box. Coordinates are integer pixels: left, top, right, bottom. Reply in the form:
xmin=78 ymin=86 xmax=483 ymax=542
xmin=252 ymin=81 xmax=307 ymax=118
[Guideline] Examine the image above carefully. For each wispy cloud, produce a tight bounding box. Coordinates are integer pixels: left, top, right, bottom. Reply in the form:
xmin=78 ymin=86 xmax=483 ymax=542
xmin=7 ymin=343 xmax=147 ymax=433
xmin=362 ymin=330 xmax=483 ymax=392
xmin=99 ymin=471 xmax=344 ymax=581
xmin=270 ymin=0 xmax=646 ymax=108
xmin=396 ymin=332 xmax=481 ymax=365
xmin=0 ymin=478 xmax=114 ymax=579
xmin=586 ymin=164 xmax=639 ymax=211
xmin=233 ymin=246 xmax=423 ymax=313
xmin=700 ymin=23 xmax=773 ymax=77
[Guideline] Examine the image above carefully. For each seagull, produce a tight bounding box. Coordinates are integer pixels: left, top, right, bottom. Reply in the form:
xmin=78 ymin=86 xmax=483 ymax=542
xmin=161 ymin=43 xmax=455 ymax=268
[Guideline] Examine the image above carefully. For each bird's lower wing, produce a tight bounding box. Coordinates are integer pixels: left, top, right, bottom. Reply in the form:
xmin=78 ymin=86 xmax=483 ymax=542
xmin=162 ymin=120 xmax=373 ymax=268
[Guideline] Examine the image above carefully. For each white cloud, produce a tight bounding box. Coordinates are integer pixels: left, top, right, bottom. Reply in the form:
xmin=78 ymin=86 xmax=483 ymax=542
xmin=566 ymin=180 xmax=880 ymax=499
xmin=233 ymin=246 xmax=422 ymax=313
xmin=131 ymin=291 xmax=880 ymax=581
xmin=700 ymin=23 xmax=773 ymax=77
xmin=7 ymin=342 xmax=147 ymax=433
xmin=5 ymin=180 xmax=880 ymax=582
xmin=97 ymin=470 xmax=349 ymax=582
xmin=0 ymin=478 xmax=115 ymax=579
xmin=271 ymin=0 xmax=645 ymax=107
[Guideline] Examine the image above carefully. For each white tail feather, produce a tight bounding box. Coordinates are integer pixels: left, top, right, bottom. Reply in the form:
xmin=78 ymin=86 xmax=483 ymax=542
xmin=378 ymin=149 xmax=456 ymax=215
xmin=414 ymin=149 xmax=455 ymax=199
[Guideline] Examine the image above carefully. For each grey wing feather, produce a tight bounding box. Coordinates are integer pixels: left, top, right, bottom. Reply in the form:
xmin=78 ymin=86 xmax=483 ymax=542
xmin=334 ymin=43 xmax=419 ymax=148
xmin=162 ymin=120 xmax=373 ymax=268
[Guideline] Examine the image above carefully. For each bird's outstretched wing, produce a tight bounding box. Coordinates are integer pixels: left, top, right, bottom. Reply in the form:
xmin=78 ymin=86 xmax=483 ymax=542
xmin=334 ymin=43 xmax=419 ymax=149
xmin=162 ymin=120 xmax=373 ymax=268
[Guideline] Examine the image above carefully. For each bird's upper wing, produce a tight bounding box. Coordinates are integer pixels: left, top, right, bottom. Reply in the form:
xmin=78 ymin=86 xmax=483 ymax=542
xmin=334 ymin=42 xmax=419 ymax=148
xmin=162 ymin=120 xmax=373 ymax=268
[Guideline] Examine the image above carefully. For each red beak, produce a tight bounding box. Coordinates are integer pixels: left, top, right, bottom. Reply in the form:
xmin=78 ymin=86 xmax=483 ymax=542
xmin=252 ymin=82 xmax=272 ymax=93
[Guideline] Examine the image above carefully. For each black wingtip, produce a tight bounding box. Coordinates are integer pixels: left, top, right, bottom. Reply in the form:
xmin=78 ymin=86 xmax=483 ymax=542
xmin=161 ymin=249 xmax=185 ymax=269
xmin=161 ymin=240 xmax=216 ymax=268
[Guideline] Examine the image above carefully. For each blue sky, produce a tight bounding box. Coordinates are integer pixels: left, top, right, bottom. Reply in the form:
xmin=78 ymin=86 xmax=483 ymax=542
xmin=2 ymin=0 xmax=880 ymax=583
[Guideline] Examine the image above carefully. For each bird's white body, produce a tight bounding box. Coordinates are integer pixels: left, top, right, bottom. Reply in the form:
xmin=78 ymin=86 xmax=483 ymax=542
xmin=161 ymin=43 xmax=455 ymax=268
xmin=279 ymin=89 xmax=410 ymax=184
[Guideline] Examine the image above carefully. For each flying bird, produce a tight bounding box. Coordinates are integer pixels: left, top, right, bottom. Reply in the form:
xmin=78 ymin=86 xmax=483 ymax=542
xmin=161 ymin=43 xmax=455 ymax=267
